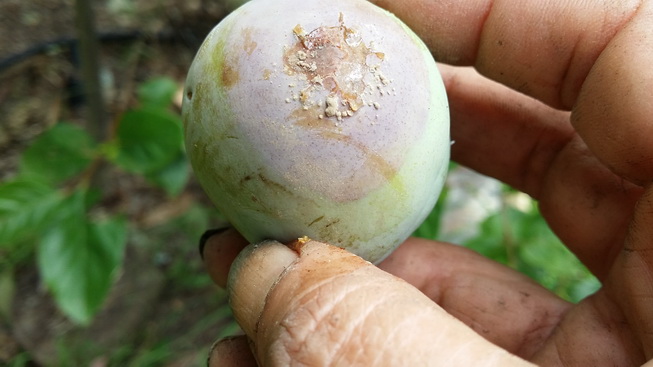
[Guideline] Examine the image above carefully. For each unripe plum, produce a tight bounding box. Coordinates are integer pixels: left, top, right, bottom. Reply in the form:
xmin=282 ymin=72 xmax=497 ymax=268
xmin=182 ymin=0 xmax=450 ymax=263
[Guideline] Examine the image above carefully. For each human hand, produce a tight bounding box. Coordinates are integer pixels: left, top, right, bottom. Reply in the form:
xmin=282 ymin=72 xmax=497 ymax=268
xmin=200 ymin=0 xmax=653 ymax=365
xmin=202 ymin=233 xmax=535 ymax=366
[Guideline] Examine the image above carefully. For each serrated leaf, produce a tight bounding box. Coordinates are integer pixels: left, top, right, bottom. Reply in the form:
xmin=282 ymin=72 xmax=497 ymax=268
xmin=0 ymin=179 xmax=65 ymax=247
xmin=37 ymin=191 xmax=127 ymax=324
xmin=19 ymin=122 xmax=95 ymax=185
xmin=114 ymin=108 xmax=183 ymax=174
xmin=145 ymin=152 xmax=190 ymax=196
xmin=137 ymin=77 xmax=178 ymax=109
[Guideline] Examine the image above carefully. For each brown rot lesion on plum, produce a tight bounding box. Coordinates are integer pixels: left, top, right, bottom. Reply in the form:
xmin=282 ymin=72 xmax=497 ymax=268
xmin=282 ymin=13 xmax=393 ymax=126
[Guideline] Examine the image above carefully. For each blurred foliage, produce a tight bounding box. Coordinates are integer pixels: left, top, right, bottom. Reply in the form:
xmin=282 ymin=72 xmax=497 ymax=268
xmin=413 ymin=180 xmax=600 ymax=303
xmin=0 ymin=77 xmax=188 ymax=325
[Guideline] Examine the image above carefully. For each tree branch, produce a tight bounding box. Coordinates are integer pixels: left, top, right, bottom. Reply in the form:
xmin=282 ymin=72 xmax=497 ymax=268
xmin=74 ymin=0 xmax=107 ymax=142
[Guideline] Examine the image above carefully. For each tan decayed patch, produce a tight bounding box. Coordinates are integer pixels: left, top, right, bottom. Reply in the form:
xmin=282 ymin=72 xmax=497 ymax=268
xmin=221 ymin=62 xmax=240 ymax=88
xmin=242 ymin=27 xmax=258 ymax=55
xmin=282 ymin=14 xmax=392 ymax=124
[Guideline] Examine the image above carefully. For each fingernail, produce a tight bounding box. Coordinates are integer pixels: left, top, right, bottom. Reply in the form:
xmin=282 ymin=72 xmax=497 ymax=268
xmin=199 ymin=227 xmax=230 ymax=259
xmin=208 ymin=336 xmax=257 ymax=367
xmin=227 ymin=240 xmax=298 ymax=338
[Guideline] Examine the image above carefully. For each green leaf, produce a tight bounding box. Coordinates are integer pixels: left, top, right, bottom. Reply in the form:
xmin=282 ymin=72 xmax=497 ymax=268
xmin=569 ymin=276 xmax=601 ymax=303
xmin=513 ymin=207 xmax=600 ymax=302
xmin=37 ymin=191 xmax=127 ymax=324
xmin=114 ymin=107 xmax=183 ymax=174
xmin=145 ymin=152 xmax=190 ymax=196
xmin=19 ymin=122 xmax=95 ymax=185
xmin=137 ymin=77 xmax=178 ymax=109
xmin=464 ymin=212 xmax=511 ymax=265
xmin=5 ymin=352 xmax=30 ymax=367
xmin=462 ymin=197 xmax=600 ymax=303
xmin=0 ymin=179 xmax=65 ymax=247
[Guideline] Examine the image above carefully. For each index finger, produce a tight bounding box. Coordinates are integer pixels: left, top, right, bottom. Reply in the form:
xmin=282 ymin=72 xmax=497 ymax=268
xmin=372 ymin=0 xmax=653 ymax=185
xmin=371 ymin=0 xmax=641 ymax=110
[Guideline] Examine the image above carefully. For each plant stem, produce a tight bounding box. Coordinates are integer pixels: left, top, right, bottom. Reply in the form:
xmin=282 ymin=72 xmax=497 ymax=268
xmin=74 ymin=0 xmax=107 ymax=142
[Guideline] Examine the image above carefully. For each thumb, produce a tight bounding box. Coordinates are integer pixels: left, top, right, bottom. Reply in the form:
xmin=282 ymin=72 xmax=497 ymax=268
xmin=227 ymin=239 xmax=534 ymax=366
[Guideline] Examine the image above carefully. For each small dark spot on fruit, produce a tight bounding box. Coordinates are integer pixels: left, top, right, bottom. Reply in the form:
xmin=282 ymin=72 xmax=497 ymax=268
xmin=186 ymin=89 xmax=193 ymax=100
xmin=308 ymin=215 xmax=325 ymax=227
xmin=257 ymin=173 xmax=292 ymax=195
xmin=325 ymin=219 xmax=341 ymax=228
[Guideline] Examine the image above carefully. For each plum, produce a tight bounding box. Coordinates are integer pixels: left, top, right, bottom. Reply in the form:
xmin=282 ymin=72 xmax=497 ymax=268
xmin=182 ymin=0 xmax=450 ymax=263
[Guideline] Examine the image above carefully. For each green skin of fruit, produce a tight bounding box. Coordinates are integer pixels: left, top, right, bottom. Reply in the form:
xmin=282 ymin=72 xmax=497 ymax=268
xmin=182 ymin=0 xmax=450 ymax=263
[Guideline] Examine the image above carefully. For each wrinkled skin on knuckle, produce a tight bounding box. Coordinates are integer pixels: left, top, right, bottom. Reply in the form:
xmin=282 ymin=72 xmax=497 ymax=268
xmin=245 ymin=241 xmax=533 ymax=366
xmin=257 ymin=267 xmax=393 ymax=364
xmin=273 ymin=283 xmax=381 ymax=365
